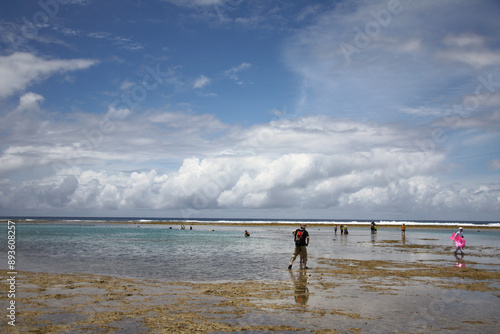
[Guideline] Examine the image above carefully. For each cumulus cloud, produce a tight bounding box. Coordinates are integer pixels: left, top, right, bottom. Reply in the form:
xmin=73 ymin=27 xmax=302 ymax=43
xmin=1 ymin=1 xmax=499 ymax=220
xmin=16 ymin=92 xmax=44 ymax=111
xmin=0 ymin=104 xmax=231 ymax=176
xmin=0 ymin=52 xmax=97 ymax=99
xmin=1 ymin=108 xmax=498 ymax=219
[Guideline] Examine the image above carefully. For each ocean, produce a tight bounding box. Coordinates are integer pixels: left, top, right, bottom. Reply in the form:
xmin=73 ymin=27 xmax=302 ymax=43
xmin=6 ymin=216 xmax=500 ymax=227
xmin=1 ymin=217 xmax=500 ymax=283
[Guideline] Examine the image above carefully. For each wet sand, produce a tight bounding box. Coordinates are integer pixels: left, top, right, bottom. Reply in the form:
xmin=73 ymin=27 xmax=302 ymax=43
xmin=2 ymin=245 xmax=500 ymax=334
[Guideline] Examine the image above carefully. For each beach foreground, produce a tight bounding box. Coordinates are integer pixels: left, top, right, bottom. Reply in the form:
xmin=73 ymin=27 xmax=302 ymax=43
xmin=2 ymin=253 xmax=500 ymax=334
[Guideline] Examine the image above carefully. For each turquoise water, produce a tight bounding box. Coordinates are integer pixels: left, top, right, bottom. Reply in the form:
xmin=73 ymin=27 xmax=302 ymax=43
xmin=2 ymin=223 xmax=500 ymax=282
xmin=3 ymin=224 xmax=293 ymax=282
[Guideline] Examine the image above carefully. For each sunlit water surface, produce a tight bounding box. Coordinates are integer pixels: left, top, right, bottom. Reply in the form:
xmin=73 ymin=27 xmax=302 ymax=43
xmin=2 ymin=223 xmax=500 ymax=282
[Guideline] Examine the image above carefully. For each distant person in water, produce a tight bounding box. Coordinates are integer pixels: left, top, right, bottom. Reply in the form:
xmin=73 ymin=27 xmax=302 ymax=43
xmin=340 ymin=224 xmax=344 ymax=235
xmin=244 ymin=230 xmax=250 ymax=237
xmin=401 ymin=224 xmax=406 ymax=235
xmin=288 ymin=224 xmax=309 ymax=270
xmin=334 ymin=224 xmax=337 ymax=234
xmin=343 ymin=225 xmax=349 ymax=235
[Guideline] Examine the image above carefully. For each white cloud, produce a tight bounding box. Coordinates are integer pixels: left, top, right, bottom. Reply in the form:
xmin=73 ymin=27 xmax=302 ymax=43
xmin=16 ymin=92 xmax=44 ymax=111
xmin=0 ymin=52 xmax=97 ymax=99
xmin=444 ymin=34 xmax=485 ymax=47
xmin=283 ymin=0 xmax=500 ymax=121
xmin=163 ymin=0 xmax=225 ymax=7
xmin=489 ymin=159 xmax=500 ymax=171
xmin=61 ymin=0 xmax=91 ymax=4
xmin=0 ymin=105 xmax=230 ymax=176
xmin=120 ymin=79 xmax=135 ymax=91
xmin=225 ymin=62 xmax=251 ymax=83
xmin=2 ymin=109 xmax=498 ymax=219
xmin=193 ymin=75 xmax=211 ymax=88
xmin=437 ymin=49 xmax=500 ymax=69
xmin=438 ymin=33 xmax=500 ymax=69
xmin=1 ymin=0 xmax=499 ymax=219
xmin=194 ymin=0 xmax=224 ymax=5
xmin=398 ymin=106 xmax=444 ymax=117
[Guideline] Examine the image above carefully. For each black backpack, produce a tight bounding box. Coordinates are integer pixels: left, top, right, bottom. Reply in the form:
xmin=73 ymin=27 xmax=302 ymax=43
xmin=295 ymin=229 xmax=305 ymax=245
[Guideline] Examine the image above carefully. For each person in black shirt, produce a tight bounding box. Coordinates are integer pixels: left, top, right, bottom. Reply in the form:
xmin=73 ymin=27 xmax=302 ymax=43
xmin=288 ymin=224 xmax=310 ymax=270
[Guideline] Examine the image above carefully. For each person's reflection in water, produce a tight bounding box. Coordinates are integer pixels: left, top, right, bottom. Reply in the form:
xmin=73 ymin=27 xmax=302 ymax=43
xmin=290 ymin=270 xmax=309 ymax=305
xmin=455 ymin=253 xmax=466 ymax=268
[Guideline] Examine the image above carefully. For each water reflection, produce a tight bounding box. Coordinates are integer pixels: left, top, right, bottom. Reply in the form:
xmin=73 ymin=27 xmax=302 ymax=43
xmin=455 ymin=254 xmax=466 ymax=268
xmin=333 ymin=233 xmax=349 ymax=246
xmin=290 ymin=270 xmax=309 ymax=305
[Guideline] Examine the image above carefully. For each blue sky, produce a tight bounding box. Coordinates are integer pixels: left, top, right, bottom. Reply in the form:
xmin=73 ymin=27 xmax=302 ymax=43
xmin=1 ymin=0 xmax=500 ymax=220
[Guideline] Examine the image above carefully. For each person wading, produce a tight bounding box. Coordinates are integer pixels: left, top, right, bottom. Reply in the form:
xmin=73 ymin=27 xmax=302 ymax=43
xmin=288 ymin=224 xmax=310 ymax=270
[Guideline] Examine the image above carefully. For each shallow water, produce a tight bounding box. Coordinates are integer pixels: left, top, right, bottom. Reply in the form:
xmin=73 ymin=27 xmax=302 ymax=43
xmin=2 ymin=223 xmax=500 ymax=333
xmin=2 ymin=223 xmax=500 ymax=282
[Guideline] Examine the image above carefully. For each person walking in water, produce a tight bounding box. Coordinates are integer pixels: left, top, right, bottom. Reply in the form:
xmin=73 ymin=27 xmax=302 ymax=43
xmin=343 ymin=225 xmax=349 ymax=235
xmin=288 ymin=224 xmax=309 ymax=270
xmin=454 ymin=227 xmax=465 ymax=255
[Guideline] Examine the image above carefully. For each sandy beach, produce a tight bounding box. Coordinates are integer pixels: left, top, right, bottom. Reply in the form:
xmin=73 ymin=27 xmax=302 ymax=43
xmin=2 ymin=242 xmax=500 ymax=333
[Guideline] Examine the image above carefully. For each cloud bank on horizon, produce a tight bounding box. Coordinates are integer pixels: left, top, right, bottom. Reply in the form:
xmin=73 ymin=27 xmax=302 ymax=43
xmin=0 ymin=0 xmax=499 ymax=220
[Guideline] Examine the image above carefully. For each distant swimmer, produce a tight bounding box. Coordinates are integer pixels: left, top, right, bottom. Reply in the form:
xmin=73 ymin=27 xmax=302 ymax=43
xmin=401 ymin=224 xmax=406 ymax=235
xmin=244 ymin=230 xmax=250 ymax=237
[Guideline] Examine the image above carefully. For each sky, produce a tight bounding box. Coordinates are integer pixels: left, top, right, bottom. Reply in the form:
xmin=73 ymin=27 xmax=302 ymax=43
xmin=0 ymin=0 xmax=499 ymax=221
